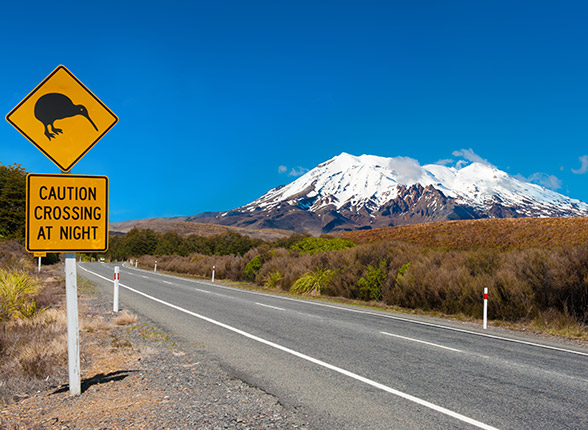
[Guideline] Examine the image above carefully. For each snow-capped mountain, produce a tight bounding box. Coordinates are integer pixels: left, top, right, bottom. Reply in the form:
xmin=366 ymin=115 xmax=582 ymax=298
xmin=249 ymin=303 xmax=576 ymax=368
xmin=190 ymin=153 xmax=588 ymax=234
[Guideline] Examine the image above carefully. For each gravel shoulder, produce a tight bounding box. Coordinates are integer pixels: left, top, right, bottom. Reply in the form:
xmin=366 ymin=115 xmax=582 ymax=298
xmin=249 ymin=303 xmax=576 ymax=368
xmin=0 ymin=275 xmax=308 ymax=430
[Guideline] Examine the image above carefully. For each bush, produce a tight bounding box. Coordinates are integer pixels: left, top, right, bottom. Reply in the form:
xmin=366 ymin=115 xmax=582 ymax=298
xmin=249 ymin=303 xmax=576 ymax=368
xmin=108 ymin=229 xmax=262 ymax=260
xmin=290 ymin=237 xmax=356 ymax=255
xmin=291 ymin=268 xmax=337 ymax=295
xmin=0 ymin=240 xmax=34 ymax=271
xmin=0 ymin=163 xmax=27 ymax=241
xmin=358 ymin=260 xmax=387 ymax=301
xmin=0 ymin=268 xmax=42 ymax=320
xmin=244 ymin=255 xmax=263 ymax=280
xmin=262 ymin=271 xmax=283 ymax=288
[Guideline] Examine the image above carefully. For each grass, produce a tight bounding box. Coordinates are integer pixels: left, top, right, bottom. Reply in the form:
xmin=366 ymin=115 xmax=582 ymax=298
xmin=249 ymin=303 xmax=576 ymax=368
xmin=114 ymin=310 xmax=137 ymax=326
xmin=0 ymin=263 xmax=68 ymax=403
xmin=0 ymin=268 xmax=42 ymax=320
xmin=290 ymin=268 xmax=337 ymax=295
xmin=77 ymin=275 xmax=98 ymax=295
xmin=340 ymin=217 xmax=588 ymax=250
xmin=0 ymin=238 xmax=132 ymax=403
xmin=132 ymin=323 xmax=175 ymax=346
xmin=0 ymin=307 xmax=69 ymax=400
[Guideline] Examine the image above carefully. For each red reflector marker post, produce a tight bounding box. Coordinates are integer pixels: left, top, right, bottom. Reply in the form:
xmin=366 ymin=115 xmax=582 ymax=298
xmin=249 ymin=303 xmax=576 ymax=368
xmin=483 ymin=287 xmax=488 ymax=329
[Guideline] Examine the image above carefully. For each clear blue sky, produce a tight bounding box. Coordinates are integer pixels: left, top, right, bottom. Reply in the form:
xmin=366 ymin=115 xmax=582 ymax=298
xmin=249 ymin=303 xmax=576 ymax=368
xmin=1 ymin=1 xmax=587 ymax=222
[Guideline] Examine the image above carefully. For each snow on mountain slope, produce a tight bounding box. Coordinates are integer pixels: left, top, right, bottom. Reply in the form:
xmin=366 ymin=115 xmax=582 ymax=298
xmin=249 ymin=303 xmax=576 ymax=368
xmin=243 ymin=153 xmax=588 ymax=218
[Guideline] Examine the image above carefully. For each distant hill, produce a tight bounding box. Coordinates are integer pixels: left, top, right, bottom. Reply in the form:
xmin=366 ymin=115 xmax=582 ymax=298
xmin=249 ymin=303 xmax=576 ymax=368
xmin=109 ymin=217 xmax=293 ymax=241
xmin=340 ymin=217 xmax=588 ymax=250
xmin=189 ymin=153 xmax=588 ymax=234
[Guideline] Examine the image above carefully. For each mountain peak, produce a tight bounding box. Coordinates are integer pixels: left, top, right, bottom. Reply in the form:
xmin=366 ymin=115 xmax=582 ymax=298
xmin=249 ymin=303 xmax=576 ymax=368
xmin=196 ymin=153 xmax=588 ymax=234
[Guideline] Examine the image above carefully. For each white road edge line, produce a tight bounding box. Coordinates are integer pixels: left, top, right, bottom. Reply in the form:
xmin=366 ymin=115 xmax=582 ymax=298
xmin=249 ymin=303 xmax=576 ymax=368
xmin=381 ymin=331 xmax=463 ymax=353
xmin=256 ymin=302 xmax=285 ymax=311
xmin=80 ymin=266 xmax=499 ymax=430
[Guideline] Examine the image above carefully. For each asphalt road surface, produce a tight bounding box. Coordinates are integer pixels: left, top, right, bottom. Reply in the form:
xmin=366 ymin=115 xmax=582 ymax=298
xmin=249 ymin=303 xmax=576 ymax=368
xmin=78 ymin=262 xmax=588 ymax=430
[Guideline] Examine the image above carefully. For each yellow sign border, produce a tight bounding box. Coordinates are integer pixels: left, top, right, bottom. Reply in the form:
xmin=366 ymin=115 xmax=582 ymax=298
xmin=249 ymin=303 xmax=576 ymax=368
xmin=26 ymin=173 xmax=109 ymax=252
xmin=6 ymin=65 xmax=118 ymax=172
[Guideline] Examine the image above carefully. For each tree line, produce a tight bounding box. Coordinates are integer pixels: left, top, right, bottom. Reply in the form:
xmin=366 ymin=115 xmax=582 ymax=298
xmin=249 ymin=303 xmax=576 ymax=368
xmin=106 ymin=228 xmax=268 ymax=260
xmin=0 ymin=163 xmax=26 ymax=241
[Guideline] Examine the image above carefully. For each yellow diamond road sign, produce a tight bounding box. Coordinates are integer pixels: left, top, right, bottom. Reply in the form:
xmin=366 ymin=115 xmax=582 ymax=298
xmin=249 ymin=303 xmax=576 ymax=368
xmin=26 ymin=173 xmax=108 ymax=252
xmin=6 ymin=65 xmax=118 ymax=172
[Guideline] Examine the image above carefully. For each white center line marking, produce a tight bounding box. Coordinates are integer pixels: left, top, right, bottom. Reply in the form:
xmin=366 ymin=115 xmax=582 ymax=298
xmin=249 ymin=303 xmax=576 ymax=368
xmin=194 ymin=288 xmax=229 ymax=298
xmin=162 ymin=281 xmax=173 ymax=285
xmin=381 ymin=331 xmax=463 ymax=353
xmin=80 ymin=266 xmax=499 ymax=430
xmin=256 ymin=302 xmax=285 ymax=311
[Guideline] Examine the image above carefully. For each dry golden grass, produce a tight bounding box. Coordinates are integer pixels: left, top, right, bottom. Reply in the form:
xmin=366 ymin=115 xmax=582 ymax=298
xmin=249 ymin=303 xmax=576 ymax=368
xmin=1 ymin=308 xmax=69 ymax=383
xmin=341 ymin=217 xmax=588 ymax=249
xmin=113 ymin=310 xmax=138 ymax=326
xmin=109 ymin=219 xmax=292 ymax=241
xmin=81 ymin=314 xmax=111 ymax=332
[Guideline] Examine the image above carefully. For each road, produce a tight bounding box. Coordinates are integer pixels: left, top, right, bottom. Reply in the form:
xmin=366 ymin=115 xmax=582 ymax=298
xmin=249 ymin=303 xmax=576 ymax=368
xmin=78 ymin=262 xmax=588 ymax=430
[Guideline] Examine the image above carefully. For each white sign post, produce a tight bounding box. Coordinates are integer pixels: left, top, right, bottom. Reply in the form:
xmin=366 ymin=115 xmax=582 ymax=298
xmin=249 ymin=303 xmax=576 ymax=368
xmin=64 ymin=253 xmax=80 ymax=396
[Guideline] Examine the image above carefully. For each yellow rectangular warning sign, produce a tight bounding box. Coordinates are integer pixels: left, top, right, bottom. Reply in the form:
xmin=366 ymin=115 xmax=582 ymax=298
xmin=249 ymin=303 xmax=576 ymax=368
xmin=26 ymin=173 xmax=108 ymax=252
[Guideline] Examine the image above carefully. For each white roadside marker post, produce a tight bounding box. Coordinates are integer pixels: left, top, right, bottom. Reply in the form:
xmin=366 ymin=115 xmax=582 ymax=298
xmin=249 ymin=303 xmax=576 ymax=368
xmin=483 ymin=287 xmax=488 ymax=330
xmin=135 ymin=260 xmax=138 ymax=268
xmin=212 ymin=265 xmax=216 ymax=283
xmin=64 ymin=253 xmax=81 ymax=396
xmin=154 ymin=260 xmax=157 ymax=272
xmin=113 ymin=266 xmax=120 ymax=312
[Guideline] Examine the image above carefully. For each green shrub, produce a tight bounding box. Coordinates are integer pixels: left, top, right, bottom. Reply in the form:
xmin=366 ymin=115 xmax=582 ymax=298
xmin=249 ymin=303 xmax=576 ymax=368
xmin=244 ymin=255 xmax=263 ymax=280
xmin=262 ymin=271 xmax=283 ymax=288
xmin=290 ymin=237 xmax=356 ymax=255
xmin=108 ymin=229 xmax=262 ymax=260
xmin=0 ymin=268 xmax=42 ymax=320
xmin=0 ymin=163 xmax=27 ymax=242
xmin=291 ymin=268 xmax=337 ymax=295
xmin=358 ymin=260 xmax=387 ymax=301
xmin=395 ymin=262 xmax=411 ymax=284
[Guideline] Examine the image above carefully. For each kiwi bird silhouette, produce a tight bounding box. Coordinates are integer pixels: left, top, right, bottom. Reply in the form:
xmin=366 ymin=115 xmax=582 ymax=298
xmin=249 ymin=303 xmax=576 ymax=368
xmin=34 ymin=93 xmax=98 ymax=141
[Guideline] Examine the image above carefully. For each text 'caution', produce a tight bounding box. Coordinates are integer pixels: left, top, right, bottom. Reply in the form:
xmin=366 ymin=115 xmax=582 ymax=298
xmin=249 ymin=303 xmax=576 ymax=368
xmin=26 ymin=174 xmax=108 ymax=252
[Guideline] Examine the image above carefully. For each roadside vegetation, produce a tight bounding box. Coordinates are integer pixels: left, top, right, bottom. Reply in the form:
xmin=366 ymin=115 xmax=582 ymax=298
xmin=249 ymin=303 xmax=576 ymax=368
xmin=0 ymin=163 xmax=27 ymax=241
xmin=117 ymin=220 xmax=588 ymax=340
xmin=0 ymin=240 xmax=69 ymax=403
